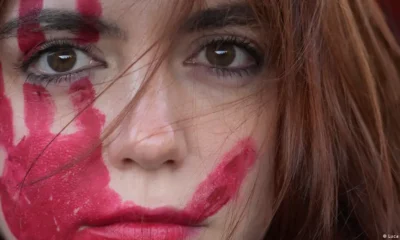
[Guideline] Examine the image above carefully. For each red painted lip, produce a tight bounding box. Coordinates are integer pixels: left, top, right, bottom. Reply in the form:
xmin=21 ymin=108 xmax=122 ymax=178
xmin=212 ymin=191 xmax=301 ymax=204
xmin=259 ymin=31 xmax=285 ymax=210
xmin=86 ymin=206 xmax=206 ymax=226
xmin=75 ymin=206 xmax=205 ymax=240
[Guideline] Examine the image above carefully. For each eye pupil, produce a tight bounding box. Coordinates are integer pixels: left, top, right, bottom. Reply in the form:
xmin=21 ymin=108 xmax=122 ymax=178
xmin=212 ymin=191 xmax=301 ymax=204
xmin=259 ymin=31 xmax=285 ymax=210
xmin=47 ymin=48 xmax=77 ymax=73
xmin=206 ymin=43 xmax=236 ymax=67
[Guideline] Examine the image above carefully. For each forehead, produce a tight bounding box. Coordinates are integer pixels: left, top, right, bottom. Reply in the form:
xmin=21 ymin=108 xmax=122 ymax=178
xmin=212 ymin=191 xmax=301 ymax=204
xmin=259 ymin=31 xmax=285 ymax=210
xmin=1 ymin=0 xmax=249 ymax=39
xmin=6 ymin=0 xmax=246 ymax=16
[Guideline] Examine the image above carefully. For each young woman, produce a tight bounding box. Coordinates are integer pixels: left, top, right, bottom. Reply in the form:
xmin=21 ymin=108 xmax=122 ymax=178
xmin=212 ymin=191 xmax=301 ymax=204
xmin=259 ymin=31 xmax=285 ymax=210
xmin=0 ymin=0 xmax=399 ymax=239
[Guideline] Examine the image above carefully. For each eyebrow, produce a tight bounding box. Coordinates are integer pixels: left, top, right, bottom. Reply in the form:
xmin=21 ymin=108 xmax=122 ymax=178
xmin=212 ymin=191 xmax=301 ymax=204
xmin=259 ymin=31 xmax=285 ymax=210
xmin=183 ymin=3 xmax=258 ymax=32
xmin=0 ymin=9 xmax=124 ymax=39
xmin=0 ymin=3 xmax=257 ymax=40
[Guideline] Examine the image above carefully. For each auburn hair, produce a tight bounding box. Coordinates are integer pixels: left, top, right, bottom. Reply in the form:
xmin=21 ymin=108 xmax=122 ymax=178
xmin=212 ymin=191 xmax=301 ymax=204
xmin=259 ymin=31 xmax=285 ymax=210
xmin=0 ymin=0 xmax=399 ymax=239
xmin=252 ymin=0 xmax=400 ymax=239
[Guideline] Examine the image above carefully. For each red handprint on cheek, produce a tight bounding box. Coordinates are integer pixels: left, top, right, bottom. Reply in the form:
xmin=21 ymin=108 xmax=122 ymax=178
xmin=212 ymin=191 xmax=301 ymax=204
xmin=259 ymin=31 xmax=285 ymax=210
xmin=0 ymin=0 xmax=259 ymax=239
xmin=0 ymin=0 xmax=125 ymax=239
xmin=0 ymin=71 xmax=125 ymax=240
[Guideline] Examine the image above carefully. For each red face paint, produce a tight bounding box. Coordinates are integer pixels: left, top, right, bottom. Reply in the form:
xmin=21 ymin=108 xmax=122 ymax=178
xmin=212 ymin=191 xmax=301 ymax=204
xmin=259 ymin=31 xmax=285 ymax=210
xmin=73 ymin=139 xmax=256 ymax=240
xmin=1 ymin=1 xmax=120 ymax=240
xmin=0 ymin=78 xmax=256 ymax=240
xmin=0 ymin=76 xmax=256 ymax=240
xmin=0 ymin=1 xmax=257 ymax=239
xmin=76 ymin=0 xmax=102 ymax=43
xmin=76 ymin=0 xmax=102 ymax=18
xmin=17 ymin=0 xmax=46 ymax=54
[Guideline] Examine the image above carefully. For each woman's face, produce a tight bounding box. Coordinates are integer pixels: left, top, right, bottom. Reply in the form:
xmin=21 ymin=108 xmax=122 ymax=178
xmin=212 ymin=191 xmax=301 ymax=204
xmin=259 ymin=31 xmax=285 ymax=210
xmin=0 ymin=0 xmax=277 ymax=239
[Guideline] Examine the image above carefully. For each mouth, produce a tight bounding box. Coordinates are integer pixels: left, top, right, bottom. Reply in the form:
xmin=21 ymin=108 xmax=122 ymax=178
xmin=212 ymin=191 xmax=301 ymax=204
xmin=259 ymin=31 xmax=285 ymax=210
xmin=74 ymin=206 xmax=205 ymax=240
xmin=73 ymin=138 xmax=256 ymax=240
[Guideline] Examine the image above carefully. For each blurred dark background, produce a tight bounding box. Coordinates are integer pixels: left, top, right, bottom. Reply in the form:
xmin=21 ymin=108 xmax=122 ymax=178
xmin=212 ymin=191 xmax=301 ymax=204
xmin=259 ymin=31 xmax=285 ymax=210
xmin=380 ymin=0 xmax=400 ymax=41
xmin=0 ymin=1 xmax=397 ymax=240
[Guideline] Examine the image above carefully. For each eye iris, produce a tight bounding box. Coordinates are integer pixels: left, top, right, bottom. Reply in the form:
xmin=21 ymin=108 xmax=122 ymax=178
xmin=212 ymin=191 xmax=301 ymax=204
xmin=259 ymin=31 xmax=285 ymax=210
xmin=206 ymin=43 xmax=236 ymax=67
xmin=47 ymin=49 xmax=77 ymax=73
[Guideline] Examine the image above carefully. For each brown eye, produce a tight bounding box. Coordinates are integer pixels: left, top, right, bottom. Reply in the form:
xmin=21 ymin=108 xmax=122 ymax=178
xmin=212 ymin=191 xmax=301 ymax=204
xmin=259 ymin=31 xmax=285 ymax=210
xmin=31 ymin=47 xmax=99 ymax=76
xmin=47 ymin=48 xmax=77 ymax=73
xmin=187 ymin=40 xmax=258 ymax=70
xmin=205 ymin=42 xmax=236 ymax=67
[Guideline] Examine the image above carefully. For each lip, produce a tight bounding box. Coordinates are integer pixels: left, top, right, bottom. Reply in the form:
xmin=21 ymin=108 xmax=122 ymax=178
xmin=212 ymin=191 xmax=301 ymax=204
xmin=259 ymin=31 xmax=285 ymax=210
xmin=74 ymin=206 xmax=205 ymax=240
xmin=73 ymin=139 xmax=256 ymax=240
xmin=77 ymin=223 xmax=200 ymax=240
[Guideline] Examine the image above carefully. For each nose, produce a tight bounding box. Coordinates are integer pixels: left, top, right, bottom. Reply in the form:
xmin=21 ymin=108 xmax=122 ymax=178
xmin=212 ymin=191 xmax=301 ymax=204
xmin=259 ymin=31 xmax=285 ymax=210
xmin=107 ymin=81 xmax=187 ymax=171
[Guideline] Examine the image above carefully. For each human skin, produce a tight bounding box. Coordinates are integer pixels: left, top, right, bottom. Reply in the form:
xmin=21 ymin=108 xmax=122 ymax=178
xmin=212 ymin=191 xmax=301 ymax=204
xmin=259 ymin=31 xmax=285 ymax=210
xmin=0 ymin=0 xmax=277 ymax=239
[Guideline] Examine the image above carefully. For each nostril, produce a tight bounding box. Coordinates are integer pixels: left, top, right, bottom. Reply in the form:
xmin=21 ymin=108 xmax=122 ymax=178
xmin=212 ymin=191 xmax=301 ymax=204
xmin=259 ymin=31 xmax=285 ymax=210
xmin=165 ymin=159 xmax=175 ymax=165
xmin=120 ymin=158 xmax=175 ymax=168
xmin=122 ymin=158 xmax=134 ymax=165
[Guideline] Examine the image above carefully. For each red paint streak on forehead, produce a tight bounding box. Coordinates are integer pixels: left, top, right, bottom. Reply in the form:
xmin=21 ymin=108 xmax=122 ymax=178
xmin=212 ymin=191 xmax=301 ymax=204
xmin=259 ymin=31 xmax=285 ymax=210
xmin=77 ymin=0 xmax=102 ymax=17
xmin=76 ymin=0 xmax=102 ymax=43
xmin=19 ymin=0 xmax=43 ymax=15
xmin=17 ymin=0 xmax=45 ymax=53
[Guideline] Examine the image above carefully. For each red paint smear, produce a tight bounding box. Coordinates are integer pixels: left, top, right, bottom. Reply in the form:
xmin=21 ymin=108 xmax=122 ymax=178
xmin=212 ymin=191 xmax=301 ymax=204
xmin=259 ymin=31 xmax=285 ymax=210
xmin=72 ymin=139 xmax=256 ymax=240
xmin=0 ymin=76 xmax=116 ymax=240
xmin=17 ymin=0 xmax=45 ymax=54
xmin=76 ymin=0 xmax=102 ymax=43
xmin=0 ymin=76 xmax=256 ymax=240
xmin=0 ymin=64 xmax=13 ymax=149
xmin=184 ymin=140 xmax=256 ymax=220
xmin=1 ymin=1 xmax=119 ymax=239
xmin=77 ymin=0 xmax=102 ymax=17
xmin=0 ymin=1 xmax=257 ymax=238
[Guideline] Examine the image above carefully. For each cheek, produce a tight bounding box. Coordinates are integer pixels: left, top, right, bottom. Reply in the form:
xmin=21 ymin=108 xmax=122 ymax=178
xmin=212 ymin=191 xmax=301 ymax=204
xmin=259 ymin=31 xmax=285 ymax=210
xmin=214 ymin=145 xmax=275 ymax=239
xmin=0 ymin=0 xmax=125 ymax=239
xmin=0 ymin=76 xmax=123 ymax=239
xmin=198 ymin=97 xmax=276 ymax=234
xmin=184 ymin=138 xmax=257 ymax=218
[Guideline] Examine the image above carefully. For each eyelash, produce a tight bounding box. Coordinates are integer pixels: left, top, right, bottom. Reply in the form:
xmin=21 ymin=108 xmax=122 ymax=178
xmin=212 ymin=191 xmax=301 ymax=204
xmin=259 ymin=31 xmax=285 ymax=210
xmin=16 ymin=39 xmax=105 ymax=85
xmin=16 ymin=36 xmax=263 ymax=86
xmin=188 ymin=35 xmax=264 ymax=78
